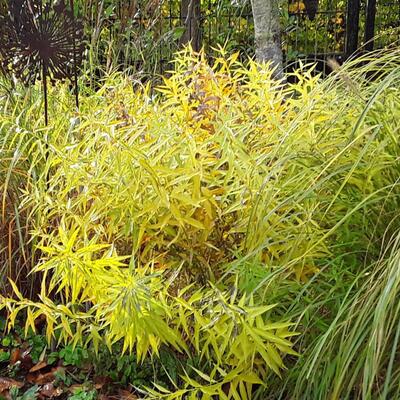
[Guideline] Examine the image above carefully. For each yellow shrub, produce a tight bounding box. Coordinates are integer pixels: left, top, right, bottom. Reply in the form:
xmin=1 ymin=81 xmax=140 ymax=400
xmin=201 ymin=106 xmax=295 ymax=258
xmin=2 ymin=47 xmax=400 ymax=398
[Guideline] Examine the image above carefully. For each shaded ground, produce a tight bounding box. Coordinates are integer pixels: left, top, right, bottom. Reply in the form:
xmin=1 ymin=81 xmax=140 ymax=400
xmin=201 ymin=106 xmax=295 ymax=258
xmin=0 ymin=318 xmax=144 ymax=400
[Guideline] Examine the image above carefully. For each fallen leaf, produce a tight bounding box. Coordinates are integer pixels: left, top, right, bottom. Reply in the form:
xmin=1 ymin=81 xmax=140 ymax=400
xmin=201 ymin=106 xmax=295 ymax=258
xmin=0 ymin=377 xmax=24 ymax=392
xmin=94 ymin=375 xmax=112 ymax=390
xmin=118 ymin=389 xmax=138 ymax=399
xmin=28 ymin=367 xmax=65 ymax=385
xmin=29 ymin=360 xmax=48 ymax=373
xmin=26 ymin=373 xmax=35 ymax=384
xmin=39 ymin=382 xmax=63 ymax=398
xmin=9 ymin=348 xmax=21 ymax=365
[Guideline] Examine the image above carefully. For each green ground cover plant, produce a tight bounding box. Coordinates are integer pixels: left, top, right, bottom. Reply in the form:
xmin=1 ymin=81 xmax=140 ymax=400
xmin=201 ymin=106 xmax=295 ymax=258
xmin=1 ymin=47 xmax=400 ymax=398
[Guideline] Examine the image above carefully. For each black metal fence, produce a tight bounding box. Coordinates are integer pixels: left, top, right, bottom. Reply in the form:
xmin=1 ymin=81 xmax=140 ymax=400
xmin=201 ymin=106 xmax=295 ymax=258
xmin=134 ymin=0 xmax=399 ymax=75
xmin=3 ymin=0 xmax=397 ymax=78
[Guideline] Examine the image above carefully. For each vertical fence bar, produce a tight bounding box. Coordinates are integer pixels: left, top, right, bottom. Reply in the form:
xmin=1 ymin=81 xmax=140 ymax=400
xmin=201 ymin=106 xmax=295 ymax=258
xmin=345 ymin=0 xmax=360 ymax=57
xmin=364 ymin=0 xmax=377 ymax=51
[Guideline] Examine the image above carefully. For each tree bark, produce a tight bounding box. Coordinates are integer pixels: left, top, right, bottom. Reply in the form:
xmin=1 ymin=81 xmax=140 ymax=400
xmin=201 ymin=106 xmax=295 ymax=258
xmin=180 ymin=0 xmax=201 ymax=52
xmin=250 ymin=0 xmax=284 ymax=79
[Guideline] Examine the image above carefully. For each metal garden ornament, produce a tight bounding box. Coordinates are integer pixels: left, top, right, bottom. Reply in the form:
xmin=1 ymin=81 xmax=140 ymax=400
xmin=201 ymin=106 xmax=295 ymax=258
xmin=0 ymin=0 xmax=84 ymax=125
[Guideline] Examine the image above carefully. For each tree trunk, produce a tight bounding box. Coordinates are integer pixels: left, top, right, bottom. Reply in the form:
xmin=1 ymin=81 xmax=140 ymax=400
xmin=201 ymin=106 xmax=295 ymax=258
xmin=250 ymin=0 xmax=284 ymax=79
xmin=180 ymin=0 xmax=201 ymax=52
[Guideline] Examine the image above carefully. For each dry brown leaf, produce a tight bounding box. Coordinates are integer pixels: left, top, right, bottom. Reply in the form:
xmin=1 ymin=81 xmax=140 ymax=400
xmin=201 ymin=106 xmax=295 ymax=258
xmin=29 ymin=360 xmax=48 ymax=373
xmin=94 ymin=375 xmax=112 ymax=390
xmin=9 ymin=348 xmax=21 ymax=365
xmin=28 ymin=366 xmax=64 ymax=385
xmin=39 ymin=382 xmax=64 ymax=398
xmin=0 ymin=377 xmax=24 ymax=392
xmin=118 ymin=389 xmax=138 ymax=399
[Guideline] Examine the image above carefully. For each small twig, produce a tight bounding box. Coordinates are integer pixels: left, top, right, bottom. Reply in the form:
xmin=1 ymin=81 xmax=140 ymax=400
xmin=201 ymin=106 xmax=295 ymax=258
xmin=184 ymin=0 xmax=195 ymax=26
